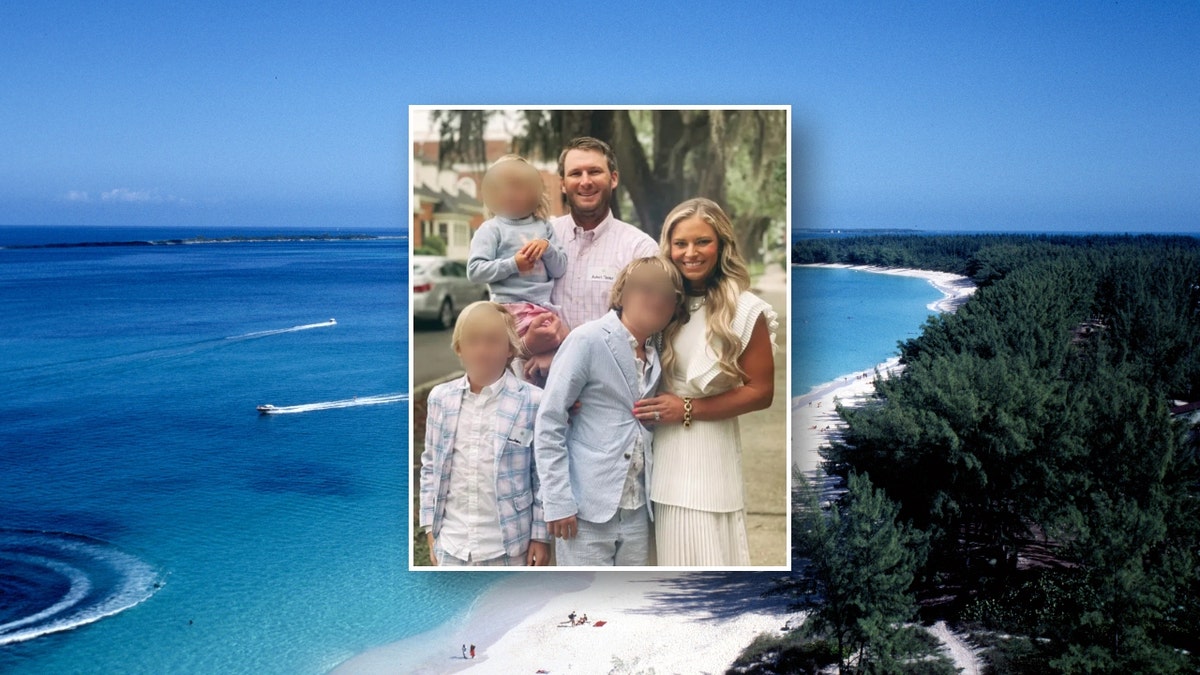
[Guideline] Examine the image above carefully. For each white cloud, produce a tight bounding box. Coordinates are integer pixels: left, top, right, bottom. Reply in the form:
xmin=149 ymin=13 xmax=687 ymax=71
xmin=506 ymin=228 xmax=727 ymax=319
xmin=61 ymin=188 xmax=190 ymax=206
xmin=101 ymin=188 xmax=160 ymax=203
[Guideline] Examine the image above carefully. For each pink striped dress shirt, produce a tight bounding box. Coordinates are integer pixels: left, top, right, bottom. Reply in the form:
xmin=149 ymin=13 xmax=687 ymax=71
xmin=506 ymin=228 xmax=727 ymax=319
xmin=549 ymin=211 xmax=659 ymax=331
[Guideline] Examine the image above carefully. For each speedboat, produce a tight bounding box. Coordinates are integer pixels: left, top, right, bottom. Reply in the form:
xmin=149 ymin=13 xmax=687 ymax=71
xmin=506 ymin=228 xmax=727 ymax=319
xmin=328 ymin=318 xmax=336 ymax=324
xmin=257 ymin=404 xmax=276 ymax=414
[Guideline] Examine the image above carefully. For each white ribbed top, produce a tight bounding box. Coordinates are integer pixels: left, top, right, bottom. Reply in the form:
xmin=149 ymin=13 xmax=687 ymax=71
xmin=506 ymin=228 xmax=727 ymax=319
xmin=650 ymin=291 xmax=777 ymax=512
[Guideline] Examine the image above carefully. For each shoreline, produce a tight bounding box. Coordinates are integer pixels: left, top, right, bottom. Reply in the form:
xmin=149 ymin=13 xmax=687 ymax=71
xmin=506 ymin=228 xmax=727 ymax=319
xmin=792 ymin=357 xmax=905 ymax=475
xmin=791 ymin=264 xmax=976 ymax=475
xmin=795 ymin=262 xmax=977 ymax=313
xmin=331 ymin=572 xmax=594 ymax=674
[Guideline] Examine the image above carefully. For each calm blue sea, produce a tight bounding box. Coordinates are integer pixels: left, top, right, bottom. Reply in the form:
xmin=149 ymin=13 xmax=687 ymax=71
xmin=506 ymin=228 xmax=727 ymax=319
xmin=0 ymin=226 xmax=496 ymax=673
xmin=790 ymin=266 xmax=943 ymax=393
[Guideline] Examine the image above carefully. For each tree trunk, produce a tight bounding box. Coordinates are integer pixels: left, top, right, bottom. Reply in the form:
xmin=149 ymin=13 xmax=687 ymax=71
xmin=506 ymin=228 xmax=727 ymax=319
xmin=696 ymin=109 xmax=728 ymax=207
xmin=612 ymin=110 xmax=672 ymax=240
xmin=734 ymin=215 xmax=770 ymax=266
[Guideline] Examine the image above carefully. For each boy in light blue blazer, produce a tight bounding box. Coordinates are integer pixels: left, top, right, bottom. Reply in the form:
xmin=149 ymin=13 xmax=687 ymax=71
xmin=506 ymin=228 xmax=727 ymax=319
xmin=535 ymin=257 xmax=687 ymax=566
xmin=420 ymin=301 xmax=551 ymax=566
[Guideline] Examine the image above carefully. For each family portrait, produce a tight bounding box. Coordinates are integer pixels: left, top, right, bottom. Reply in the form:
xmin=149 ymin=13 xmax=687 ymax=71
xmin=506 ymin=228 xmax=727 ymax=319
xmin=409 ymin=107 xmax=790 ymax=569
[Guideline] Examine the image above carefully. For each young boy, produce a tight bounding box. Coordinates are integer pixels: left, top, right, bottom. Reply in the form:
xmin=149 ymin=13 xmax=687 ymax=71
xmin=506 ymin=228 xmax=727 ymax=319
xmin=419 ymin=301 xmax=551 ymax=566
xmin=534 ymin=257 xmax=687 ymax=566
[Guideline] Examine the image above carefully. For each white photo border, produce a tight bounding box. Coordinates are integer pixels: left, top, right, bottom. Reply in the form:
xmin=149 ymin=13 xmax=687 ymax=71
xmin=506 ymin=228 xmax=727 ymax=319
xmin=407 ymin=104 xmax=793 ymax=572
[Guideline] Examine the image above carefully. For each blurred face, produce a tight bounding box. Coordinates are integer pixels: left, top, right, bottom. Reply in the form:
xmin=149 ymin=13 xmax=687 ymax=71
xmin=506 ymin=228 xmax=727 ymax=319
xmin=484 ymin=163 xmax=540 ymax=219
xmin=619 ymin=270 xmax=680 ymax=336
xmin=668 ymin=216 xmax=721 ymax=290
xmin=561 ymin=149 xmax=617 ymax=219
xmin=455 ymin=313 xmax=514 ymax=383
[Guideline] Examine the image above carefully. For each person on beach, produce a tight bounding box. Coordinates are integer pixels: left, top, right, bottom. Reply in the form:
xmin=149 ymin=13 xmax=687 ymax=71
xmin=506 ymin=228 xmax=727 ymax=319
xmin=467 ymin=154 xmax=569 ymax=386
xmin=419 ymin=301 xmax=552 ymax=566
xmin=461 ymin=644 xmax=466 ymax=659
xmin=470 ymin=644 xmax=475 ymax=659
xmin=521 ymin=137 xmax=659 ymax=383
xmin=535 ymin=257 xmax=687 ymax=566
xmin=634 ymin=198 xmax=778 ymax=566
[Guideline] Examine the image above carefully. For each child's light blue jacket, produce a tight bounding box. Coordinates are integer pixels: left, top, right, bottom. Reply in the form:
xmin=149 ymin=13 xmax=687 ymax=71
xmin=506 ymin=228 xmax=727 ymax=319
xmin=535 ymin=310 xmax=660 ymax=523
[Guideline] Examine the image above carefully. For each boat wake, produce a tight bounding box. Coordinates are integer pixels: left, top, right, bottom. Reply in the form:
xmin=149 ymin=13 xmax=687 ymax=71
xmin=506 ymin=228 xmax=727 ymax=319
xmin=0 ymin=320 xmax=338 ymax=387
xmin=257 ymin=393 xmax=408 ymax=415
xmin=227 ymin=319 xmax=337 ymax=340
xmin=0 ymin=530 xmax=163 ymax=646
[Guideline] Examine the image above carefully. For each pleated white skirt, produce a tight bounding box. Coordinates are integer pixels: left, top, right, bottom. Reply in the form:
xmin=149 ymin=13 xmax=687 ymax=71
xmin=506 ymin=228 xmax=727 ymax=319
xmin=653 ymin=502 xmax=751 ymax=566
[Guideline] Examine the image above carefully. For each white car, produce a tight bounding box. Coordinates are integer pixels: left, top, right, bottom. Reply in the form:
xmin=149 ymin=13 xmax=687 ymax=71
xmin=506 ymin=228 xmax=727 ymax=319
xmin=411 ymin=256 xmax=490 ymax=329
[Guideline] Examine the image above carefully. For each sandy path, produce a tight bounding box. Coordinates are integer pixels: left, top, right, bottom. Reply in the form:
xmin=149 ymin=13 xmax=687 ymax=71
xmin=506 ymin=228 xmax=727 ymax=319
xmin=930 ymin=620 xmax=984 ymax=675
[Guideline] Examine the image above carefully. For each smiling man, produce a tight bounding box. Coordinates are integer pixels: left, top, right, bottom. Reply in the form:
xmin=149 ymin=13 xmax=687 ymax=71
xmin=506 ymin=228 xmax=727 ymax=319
xmin=521 ymin=137 xmax=659 ymax=381
xmin=552 ymin=136 xmax=660 ymax=328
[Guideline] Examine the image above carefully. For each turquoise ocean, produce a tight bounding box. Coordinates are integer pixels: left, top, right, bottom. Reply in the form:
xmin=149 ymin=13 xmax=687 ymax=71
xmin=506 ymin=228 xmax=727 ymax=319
xmin=790 ymin=265 xmax=943 ymax=393
xmin=1 ymin=227 xmax=943 ymax=672
xmin=0 ymin=226 xmax=496 ymax=674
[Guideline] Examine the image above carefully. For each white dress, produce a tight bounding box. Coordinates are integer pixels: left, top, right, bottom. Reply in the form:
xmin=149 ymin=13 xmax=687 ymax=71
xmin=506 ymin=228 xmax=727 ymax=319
xmin=651 ymin=290 xmax=779 ymax=566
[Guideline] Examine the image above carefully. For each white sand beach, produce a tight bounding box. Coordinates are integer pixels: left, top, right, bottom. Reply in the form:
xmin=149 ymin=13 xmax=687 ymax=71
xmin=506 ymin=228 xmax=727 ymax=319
xmin=334 ymin=571 xmax=799 ymax=675
xmin=792 ymin=357 xmax=905 ymax=475
xmin=459 ymin=572 xmax=798 ymax=674
xmin=332 ymin=573 xmax=594 ymax=674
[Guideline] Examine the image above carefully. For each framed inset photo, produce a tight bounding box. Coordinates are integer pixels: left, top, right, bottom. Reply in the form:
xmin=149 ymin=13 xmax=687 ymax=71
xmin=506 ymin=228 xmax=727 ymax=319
xmin=407 ymin=106 xmax=791 ymax=571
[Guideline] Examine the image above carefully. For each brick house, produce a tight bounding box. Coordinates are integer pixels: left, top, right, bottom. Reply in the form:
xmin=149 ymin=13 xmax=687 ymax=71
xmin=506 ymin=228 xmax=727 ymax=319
xmin=411 ymin=139 xmax=565 ymax=260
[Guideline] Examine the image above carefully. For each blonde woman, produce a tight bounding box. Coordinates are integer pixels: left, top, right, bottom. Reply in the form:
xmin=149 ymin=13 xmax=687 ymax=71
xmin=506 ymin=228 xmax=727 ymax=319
xmin=634 ymin=198 xmax=778 ymax=566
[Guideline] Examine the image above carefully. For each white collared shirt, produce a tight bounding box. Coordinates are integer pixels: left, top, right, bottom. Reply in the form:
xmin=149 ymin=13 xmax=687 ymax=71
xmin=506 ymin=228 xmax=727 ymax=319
xmin=438 ymin=375 xmax=506 ymax=561
xmin=550 ymin=211 xmax=660 ymax=331
xmin=619 ymin=334 xmax=655 ymax=510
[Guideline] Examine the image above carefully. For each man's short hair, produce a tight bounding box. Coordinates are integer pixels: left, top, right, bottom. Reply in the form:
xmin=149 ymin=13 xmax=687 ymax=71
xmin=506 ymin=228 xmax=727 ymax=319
xmin=557 ymin=136 xmax=618 ymax=178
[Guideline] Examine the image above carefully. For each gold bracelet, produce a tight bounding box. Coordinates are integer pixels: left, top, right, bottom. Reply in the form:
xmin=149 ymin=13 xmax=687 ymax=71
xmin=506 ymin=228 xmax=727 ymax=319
xmin=682 ymin=397 xmax=693 ymax=428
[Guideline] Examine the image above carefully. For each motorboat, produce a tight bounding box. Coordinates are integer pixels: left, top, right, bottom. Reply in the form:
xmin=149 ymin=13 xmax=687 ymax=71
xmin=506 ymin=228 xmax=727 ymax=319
xmin=257 ymin=404 xmax=276 ymax=414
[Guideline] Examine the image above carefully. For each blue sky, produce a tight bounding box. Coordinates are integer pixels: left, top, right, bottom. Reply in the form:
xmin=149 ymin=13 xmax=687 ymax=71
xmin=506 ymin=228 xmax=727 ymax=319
xmin=1 ymin=2 xmax=1196 ymax=232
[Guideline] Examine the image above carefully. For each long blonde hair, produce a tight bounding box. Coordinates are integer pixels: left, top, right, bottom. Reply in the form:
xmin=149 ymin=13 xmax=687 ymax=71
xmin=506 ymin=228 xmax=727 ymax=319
xmin=608 ymin=256 xmax=689 ymax=375
xmin=659 ymin=198 xmax=752 ymax=382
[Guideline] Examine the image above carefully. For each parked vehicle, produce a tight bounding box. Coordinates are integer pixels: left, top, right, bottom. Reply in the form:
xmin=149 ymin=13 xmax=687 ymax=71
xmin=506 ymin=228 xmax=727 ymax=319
xmin=411 ymin=256 xmax=490 ymax=329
